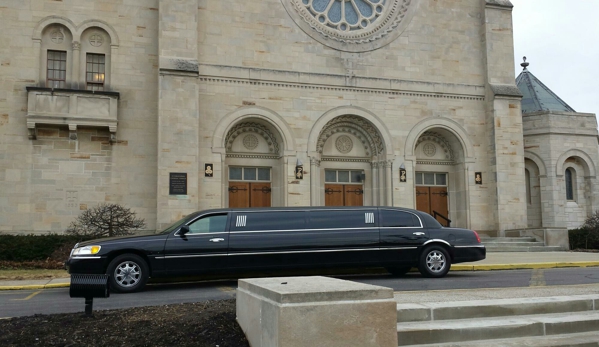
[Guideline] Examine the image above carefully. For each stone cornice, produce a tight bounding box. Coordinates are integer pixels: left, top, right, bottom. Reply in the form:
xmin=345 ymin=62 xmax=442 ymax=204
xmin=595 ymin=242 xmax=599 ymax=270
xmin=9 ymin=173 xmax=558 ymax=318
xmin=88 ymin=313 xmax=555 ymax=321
xmin=198 ymin=64 xmax=485 ymax=101
xmin=485 ymin=0 xmax=514 ymax=10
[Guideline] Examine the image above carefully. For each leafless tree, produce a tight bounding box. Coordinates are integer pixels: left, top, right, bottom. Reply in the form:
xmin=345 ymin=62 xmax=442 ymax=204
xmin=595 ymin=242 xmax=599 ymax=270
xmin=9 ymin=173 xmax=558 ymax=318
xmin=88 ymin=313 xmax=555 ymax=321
xmin=66 ymin=204 xmax=146 ymax=237
xmin=580 ymin=211 xmax=599 ymax=249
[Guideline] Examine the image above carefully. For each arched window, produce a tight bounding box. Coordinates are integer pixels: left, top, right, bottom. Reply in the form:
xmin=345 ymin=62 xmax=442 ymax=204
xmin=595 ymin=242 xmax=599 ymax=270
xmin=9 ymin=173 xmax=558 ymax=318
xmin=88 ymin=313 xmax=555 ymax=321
xmin=565 ymin=168 xmax=575 ymax=201
xmin=525 ymin=169 xmax=531 ymax=205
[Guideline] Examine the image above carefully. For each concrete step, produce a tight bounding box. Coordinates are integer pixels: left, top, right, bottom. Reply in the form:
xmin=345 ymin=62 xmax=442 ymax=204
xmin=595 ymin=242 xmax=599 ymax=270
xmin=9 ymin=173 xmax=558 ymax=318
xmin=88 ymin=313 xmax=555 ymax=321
xmin=480 ymin=237 xmax=538 ymax=243
xmin=396 ymin=295 xmax=598 ymax=323
xmin=483 ymin=241 xmax=546 ymax=247
xmin=396 ymin=311 xmax=599 ymax=346
xmin=484 ymin=245 xmax=566 ymax=252
xmin=400 ymin=331 xmax=599 ymax=347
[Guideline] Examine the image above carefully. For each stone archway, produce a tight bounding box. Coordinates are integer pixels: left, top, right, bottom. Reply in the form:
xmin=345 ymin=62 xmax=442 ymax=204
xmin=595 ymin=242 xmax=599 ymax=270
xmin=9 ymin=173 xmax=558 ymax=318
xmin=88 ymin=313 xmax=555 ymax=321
xmin=223 ymin=119 xmax=285 ymax=208
xmin=311 ymin=112 xmax=391 ymax=207
xmin=407 ymin=124 xmax=471 ymax=229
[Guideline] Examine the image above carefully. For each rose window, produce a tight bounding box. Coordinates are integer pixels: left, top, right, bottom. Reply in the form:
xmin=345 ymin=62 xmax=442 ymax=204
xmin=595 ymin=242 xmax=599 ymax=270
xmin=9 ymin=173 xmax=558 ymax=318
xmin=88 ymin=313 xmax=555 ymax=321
xmin=303 ymin=0 xmax=387 ymax=32
xmin=283 ymin=0 xmax=417 ymax=52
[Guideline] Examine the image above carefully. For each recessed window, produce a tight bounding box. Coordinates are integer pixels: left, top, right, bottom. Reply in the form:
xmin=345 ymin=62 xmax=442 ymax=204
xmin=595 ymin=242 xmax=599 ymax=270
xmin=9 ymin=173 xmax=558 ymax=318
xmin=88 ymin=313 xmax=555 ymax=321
xmin=325 ymin=170 xmax=363 ymax=183
xmin=86 ymin=53 xmax=105 ymax=91
xmin=565 ymin=168 xmax=574 ymax=201
xmin=229 ymin=167 xmax=270 ymax=181
xmin=415 ymin=172 xmax=447 ymax=186
xmin=47 ymin=50 xmax=67 ymax=88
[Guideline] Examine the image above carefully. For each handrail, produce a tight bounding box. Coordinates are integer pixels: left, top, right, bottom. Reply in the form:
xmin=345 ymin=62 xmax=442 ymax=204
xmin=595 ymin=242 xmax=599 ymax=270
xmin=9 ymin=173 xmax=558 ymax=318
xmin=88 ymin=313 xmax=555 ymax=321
xmin=433 ymin=211 xmax=451 ymax=227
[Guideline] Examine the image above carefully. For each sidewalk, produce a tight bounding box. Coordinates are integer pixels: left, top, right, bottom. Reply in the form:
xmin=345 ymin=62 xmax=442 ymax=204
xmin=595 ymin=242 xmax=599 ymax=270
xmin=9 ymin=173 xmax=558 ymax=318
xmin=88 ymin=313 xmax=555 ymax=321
xmin=1 ymin=252 xmax=599 ymax=291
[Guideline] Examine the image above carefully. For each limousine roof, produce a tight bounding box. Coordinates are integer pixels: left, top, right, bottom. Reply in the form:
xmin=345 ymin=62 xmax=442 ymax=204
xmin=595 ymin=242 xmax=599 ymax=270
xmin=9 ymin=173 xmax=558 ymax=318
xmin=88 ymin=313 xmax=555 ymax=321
xmin=182 ymin=206 xmax=443 ymax=228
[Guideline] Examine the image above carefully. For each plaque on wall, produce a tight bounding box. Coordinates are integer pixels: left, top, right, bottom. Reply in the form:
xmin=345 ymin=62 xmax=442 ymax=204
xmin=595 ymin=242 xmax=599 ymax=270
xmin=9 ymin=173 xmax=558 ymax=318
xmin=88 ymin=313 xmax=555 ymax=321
xmin=205 ymin=164 xmax=213 ymax=177
xmin=169 ymin=172 xmax=187 ymax=195
xmin=399 ymin=168 xmax=407 ymax=183
xmin=475 ymin=172 xmax=483 ymax=185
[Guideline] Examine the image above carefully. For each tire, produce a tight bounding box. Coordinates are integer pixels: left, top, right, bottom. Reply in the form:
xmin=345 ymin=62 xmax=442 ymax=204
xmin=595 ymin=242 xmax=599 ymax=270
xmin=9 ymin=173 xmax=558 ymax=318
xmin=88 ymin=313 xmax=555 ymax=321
xmin=106 ymin=254 xmax=149 ymax=293
xmin=386 ymin=266 xmax=412 ymax=276
xmin=418 ymin=245 xmax=451 ymax=278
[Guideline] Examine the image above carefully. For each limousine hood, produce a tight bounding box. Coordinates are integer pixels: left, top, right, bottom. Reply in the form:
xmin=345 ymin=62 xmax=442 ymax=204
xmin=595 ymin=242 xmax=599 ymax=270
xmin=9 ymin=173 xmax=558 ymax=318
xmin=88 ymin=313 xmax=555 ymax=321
xmin=75 ymin=233 xmax=164 ymax=248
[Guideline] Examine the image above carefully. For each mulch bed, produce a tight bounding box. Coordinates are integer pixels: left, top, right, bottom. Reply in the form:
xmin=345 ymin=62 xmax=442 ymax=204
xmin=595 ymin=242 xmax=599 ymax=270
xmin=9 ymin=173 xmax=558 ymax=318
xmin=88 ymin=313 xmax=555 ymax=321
xmin=0 ymin=299 xmax=249 ymax=347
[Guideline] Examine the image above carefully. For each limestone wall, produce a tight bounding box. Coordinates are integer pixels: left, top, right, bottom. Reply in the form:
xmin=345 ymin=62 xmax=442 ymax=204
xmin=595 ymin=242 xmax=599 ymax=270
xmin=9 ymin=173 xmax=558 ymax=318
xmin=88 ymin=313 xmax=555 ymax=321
xmin=0 ymin=1 xmax=160 ymax=232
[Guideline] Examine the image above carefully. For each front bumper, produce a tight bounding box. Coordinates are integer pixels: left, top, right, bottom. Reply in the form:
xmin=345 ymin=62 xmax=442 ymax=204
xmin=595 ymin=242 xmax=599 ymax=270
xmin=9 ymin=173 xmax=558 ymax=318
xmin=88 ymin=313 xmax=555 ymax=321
xmin=65 ymin=256 xmax=108 ymax=274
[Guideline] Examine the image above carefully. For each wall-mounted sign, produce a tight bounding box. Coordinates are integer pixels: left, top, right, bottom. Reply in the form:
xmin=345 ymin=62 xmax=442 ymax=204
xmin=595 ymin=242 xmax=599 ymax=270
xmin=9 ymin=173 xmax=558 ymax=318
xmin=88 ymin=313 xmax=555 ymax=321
xmin=169 ymin=172 xmax=187 ymax=195
xmin=205 ymin=164 xmax=213 ymax=177
xmin=475 ymin=172 xmax=482 ymax=185
xmin=399 ymin=168 xmax=407 ymax=183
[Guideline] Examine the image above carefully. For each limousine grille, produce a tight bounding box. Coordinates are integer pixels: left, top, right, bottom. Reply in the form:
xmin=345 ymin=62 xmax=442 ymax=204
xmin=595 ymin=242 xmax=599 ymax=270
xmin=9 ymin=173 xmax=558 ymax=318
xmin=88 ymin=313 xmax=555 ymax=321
xmin=236 ymin=215 xmax=247 ymax=227
xmin=365 ymin=212 xmax=374 ymax=224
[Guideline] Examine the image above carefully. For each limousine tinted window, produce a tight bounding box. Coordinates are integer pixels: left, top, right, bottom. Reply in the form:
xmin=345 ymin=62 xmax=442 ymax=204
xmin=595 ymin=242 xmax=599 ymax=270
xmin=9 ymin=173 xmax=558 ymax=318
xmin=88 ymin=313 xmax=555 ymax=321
xmin=308 ymin=210 xmax=374 ymax=229
xmin=188 ymin=214 xmax=227 ymax=234
xmin=233 ymin=211 xmax=306 ymax=231
xmin=380 ymin=210 xmax=421 ymax=228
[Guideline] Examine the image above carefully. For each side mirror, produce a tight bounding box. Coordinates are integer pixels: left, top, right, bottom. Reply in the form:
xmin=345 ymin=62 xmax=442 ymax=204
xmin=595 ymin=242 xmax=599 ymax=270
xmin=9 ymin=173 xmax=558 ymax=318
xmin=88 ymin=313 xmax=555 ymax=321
xmin=179 ymin=225 xmax=190 ymax=236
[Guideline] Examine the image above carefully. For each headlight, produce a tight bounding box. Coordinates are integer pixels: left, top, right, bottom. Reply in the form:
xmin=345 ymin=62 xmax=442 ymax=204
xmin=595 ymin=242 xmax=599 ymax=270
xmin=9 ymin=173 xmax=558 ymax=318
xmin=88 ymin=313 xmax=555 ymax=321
xmin=72 ymin=245 xmax=102 ymax=256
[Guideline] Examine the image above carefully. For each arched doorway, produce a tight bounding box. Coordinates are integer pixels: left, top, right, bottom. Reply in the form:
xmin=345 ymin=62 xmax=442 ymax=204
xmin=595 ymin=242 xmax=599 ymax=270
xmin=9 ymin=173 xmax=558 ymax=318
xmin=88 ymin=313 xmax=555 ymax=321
xmin=315 ymin=115 xmax=388 ymax=206
xmin=524 ymin=159 xmax=542 ymax=228
xmin=224 ymin=119 xmax=285 ymax=208
xmin=413 ymin=129 xmax=467 ymax=227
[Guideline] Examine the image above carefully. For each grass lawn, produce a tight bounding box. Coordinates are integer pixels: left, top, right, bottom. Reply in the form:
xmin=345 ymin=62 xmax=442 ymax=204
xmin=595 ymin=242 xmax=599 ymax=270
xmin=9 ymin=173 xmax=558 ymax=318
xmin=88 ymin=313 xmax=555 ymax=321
xmin=0 ymin=269 xmax=69 ymax=281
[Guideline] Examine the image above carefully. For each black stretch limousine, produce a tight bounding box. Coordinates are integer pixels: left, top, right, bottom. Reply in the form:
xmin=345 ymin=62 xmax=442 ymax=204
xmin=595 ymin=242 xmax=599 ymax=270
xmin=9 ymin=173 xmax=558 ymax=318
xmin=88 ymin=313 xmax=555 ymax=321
xmin=66 ymin=206 xmax=486 ymax=292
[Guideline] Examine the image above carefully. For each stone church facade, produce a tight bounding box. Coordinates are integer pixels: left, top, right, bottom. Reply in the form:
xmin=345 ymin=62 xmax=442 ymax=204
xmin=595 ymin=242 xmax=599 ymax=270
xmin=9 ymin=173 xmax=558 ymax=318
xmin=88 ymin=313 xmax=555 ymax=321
xmin=0 ymin=0 xmax=596 ymax=246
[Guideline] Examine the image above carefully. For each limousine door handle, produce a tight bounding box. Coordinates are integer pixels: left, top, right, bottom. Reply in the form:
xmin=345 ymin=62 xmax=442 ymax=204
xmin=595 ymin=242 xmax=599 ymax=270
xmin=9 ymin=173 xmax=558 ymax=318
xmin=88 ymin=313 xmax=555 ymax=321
xmin=209 ymin=238 xmax=225 ymax=243
xmin=412 ymin=232 xmax=425 ymax=236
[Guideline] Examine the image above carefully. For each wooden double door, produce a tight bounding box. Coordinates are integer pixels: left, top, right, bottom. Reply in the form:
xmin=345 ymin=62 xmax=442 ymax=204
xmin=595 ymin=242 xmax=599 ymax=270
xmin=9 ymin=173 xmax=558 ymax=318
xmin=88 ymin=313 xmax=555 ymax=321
xmin=416 ymin=186 xmax=449 ymax=226
xmin=324 ymin=184 xmax=363 ymax=206
xmin=228 ymin=182 xmax=271 ymax=208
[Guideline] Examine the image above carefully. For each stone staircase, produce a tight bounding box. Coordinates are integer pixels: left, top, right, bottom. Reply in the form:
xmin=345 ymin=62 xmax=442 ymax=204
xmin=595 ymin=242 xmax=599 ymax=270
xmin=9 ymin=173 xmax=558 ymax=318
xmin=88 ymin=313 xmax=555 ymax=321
xmin=396 ymin=295 xmax=599 ymax=346
xmin=480 ymin=236 xmax=566 ymax=252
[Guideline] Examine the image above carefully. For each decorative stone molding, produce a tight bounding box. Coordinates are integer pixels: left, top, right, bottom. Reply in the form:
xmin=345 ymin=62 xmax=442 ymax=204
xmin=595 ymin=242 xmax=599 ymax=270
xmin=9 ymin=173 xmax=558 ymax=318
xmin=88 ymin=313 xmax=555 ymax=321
xmin=199 ymin=77 xmax=484 ymax=101
xmin=335 ymin=135 xmax=353 ymax=153
xmin=317 ymin=115 xmax=384 ymax=155
xmin=226 ymin=154 xmax=280 ymax=160
xmin=485 ymin=0 xmax=514 ymax=10
xmin=225 ymin=122 xmax=280 ymax=154
xmin=281 ymin=0 xmax=419 ymax=52
xmin=415 ymin=131 xmax=455 ymax=161
xmin=321 ymin=157 xmax=370 ymax=163
xmin=490 ymin=83 xmax=523 ymax=98
xmin=26 ymin=87 xmax=119 ymax=142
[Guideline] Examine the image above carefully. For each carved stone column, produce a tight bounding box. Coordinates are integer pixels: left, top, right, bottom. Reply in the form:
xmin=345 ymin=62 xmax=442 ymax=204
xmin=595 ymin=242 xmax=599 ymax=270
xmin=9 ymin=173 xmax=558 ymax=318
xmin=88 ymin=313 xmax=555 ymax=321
xmin=72 ymin=41 xmax=81 ymax=89
xmin=310 ymin=157 xmax=321 ymax=206
xmin=371 ymin=161 xmax=379 ymax=206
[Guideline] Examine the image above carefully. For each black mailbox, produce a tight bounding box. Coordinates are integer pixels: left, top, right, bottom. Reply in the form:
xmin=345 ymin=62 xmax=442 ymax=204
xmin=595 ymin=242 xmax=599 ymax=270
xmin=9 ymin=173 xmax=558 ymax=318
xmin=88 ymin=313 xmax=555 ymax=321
xmin=70 ymin=274 xmax=110 ymax=316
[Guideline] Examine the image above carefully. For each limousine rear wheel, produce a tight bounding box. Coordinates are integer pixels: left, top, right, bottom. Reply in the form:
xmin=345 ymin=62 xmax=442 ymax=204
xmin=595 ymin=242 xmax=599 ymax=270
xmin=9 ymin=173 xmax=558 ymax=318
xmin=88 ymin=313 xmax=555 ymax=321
xmin=107 ymin=254 xmax=149 ymax=293
xmin=418 ymin=245 xmax=451 ymax=278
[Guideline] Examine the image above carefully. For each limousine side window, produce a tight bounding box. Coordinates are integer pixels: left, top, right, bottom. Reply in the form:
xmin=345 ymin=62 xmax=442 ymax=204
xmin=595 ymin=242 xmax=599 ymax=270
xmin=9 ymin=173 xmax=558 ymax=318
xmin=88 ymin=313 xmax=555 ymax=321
xmin=380 ymin=210 xmax=421 ymax=228
xmin=188 ymin=214 xmax=228 ymax=234
xmin=233 ymin=211 xmax=306 ymax=231
xmin=308 ymin=210 xmax=374 ymax=229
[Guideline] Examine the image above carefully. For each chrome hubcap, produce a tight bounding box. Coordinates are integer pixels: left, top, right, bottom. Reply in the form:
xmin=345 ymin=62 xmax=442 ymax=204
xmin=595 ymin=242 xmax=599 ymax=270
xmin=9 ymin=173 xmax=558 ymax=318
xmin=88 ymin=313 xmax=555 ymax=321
xmin=426 ymin=250 xmax=446 ymax=273
xmin=114 ymin=261 xmax=141 ymax=287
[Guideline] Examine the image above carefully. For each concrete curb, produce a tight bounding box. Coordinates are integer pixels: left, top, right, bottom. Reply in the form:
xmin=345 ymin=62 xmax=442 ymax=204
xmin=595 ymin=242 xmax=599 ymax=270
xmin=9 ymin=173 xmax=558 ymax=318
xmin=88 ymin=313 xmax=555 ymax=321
xmin=1 ymin=261 xmax=599 ymax=291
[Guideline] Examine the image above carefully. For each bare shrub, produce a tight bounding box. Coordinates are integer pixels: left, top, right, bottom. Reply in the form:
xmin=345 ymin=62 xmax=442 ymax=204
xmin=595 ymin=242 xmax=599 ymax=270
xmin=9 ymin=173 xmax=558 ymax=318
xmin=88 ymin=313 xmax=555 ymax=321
xmin=577 ymin=211 xmax=599 ymax=249
xmin=66 ymin=203 xmax=145 ymax=238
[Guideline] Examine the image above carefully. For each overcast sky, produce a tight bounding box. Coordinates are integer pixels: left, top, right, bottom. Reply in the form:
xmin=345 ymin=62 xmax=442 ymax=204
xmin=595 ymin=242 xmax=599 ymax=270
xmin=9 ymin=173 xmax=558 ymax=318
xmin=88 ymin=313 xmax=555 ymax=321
xmin=510 ymin=0 xmax=599 ymax=117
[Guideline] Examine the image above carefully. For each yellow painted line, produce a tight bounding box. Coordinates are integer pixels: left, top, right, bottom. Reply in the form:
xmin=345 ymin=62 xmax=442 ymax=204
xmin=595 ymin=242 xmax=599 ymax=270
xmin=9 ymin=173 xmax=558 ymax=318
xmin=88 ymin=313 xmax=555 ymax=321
xmin=217 ymin=286 xmax=235 ymax=293
xmin=453 ymin=261 xmax=599 ymax=272
xmin=0 ymin=283 xmax=70 ymax=291
xmin=11 ymin=290 xmax=42 ymax=301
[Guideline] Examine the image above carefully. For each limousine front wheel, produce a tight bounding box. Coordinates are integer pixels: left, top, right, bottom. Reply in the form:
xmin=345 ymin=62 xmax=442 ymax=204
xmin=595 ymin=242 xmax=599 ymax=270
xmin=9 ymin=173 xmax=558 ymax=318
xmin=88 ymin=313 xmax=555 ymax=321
xmin=418 ymin=245 xmax=451 ymax=278
xmin=107 ymin=254 xmax=149 ymax=293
